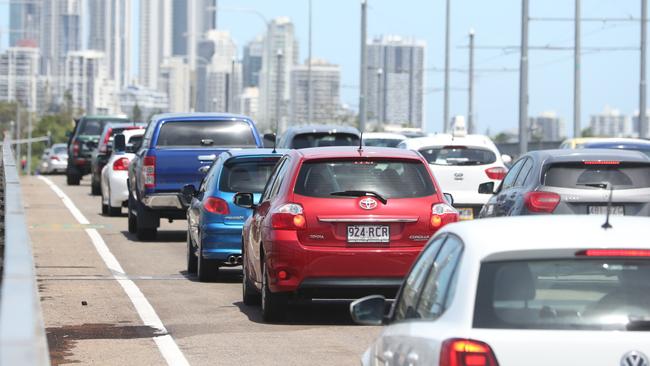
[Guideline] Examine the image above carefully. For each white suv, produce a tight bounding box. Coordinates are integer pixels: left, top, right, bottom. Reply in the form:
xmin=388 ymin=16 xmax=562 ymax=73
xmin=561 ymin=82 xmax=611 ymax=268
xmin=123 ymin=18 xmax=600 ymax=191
xmin=399 ymin=133 xmax=510 ymax=220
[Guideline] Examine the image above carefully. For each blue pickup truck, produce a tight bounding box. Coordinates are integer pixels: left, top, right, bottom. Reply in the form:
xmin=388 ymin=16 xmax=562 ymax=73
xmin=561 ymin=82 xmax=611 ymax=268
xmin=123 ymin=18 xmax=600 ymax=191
xmin=127 ymin=113 xmax=264 ymax=240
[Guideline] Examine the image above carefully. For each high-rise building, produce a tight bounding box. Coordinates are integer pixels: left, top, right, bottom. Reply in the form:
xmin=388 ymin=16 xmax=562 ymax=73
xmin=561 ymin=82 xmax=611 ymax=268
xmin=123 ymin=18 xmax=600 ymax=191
xmin=159 ymin=57 xmax=191 ymax=113
xmin=41 ymin=0 xmax=82 ymax=79
xmin=64 ymin=50 xmax=118 ymax=114
xmin=243 ymin=36 xmax=264 ymax=88
xmin=139 ymin=0 xmax=172 ymax=90
xmin=88 ymin=0 xmax=132 ymax=88
xmin=9 ymin=0 xmax=41 ymax=47
xmin=259 ymin=17 xmax=299 ymax=131
xmin=529 ymin=111 xmax=565 ymax=142
xmin=366 ymin=35 xmax=425 ymax=128
xmin=240 ymin=87 xmax=260 ymax=121
xmin=118 ymin=85 xmax=169 ymax=120
xmin=186 ymin=0 xmax=217 ymax=71
xmin=589 ymin=107 xmax=632 ymax=137
xmin=195 ymin=30 xmax=239 ymax=112
xmin=290 ymin=59 xmax=341 ymax=124
xmin=632 ymin=110 xmax=649 ymax=138
xmin=0 ymin=47 xmax=41 ymax=110
xmin=171 ymin=0 xmax=189 ymax=56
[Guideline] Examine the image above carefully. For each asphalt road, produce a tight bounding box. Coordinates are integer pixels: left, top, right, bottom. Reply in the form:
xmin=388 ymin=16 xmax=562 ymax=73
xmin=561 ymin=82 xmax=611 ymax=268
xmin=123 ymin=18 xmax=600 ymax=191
xmin=23 ymin=174 xmax=380 ymax=366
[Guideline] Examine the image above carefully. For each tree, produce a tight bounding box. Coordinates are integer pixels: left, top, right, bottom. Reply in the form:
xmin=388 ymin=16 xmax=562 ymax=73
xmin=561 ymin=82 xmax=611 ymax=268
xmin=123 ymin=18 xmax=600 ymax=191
xmin=493 ymin=132 xmax=512 ymax=144
xmin=131 ymin=103 xmax=143 ymax=122
xmin=581 ymin=127 xmax=594 ymax=137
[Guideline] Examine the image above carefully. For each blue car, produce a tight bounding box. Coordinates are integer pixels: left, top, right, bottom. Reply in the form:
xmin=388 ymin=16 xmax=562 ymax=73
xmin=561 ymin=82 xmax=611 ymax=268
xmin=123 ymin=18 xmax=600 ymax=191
xmin=184 ymin=148 xmax=287 ymax=282
xmin=583 ymin=138 xmax=650 ymax=157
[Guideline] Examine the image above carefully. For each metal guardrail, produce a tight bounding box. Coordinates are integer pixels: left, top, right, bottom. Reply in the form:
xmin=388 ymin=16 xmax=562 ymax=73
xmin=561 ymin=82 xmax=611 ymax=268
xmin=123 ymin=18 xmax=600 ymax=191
xmin=0 ymin=136 xmax=50 ymax=365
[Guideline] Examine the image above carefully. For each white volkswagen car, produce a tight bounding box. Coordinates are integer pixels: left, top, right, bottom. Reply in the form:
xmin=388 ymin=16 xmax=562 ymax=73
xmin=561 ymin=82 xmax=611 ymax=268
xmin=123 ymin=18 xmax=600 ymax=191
xmin=399 ymin=133 xmax=510 ymax=220
xmin=352 ymin=215 xmax=650 ymax=366
xmin=100 ymin=129 xmax=144 ymax=216
xmin=363 ymin=132 xmax=407 ymax=148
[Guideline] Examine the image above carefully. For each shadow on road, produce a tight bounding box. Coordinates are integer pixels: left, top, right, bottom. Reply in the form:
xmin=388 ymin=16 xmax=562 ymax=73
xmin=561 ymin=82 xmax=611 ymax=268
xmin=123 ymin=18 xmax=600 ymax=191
xmin=234 ymin=298 xmax=359 ymax=326
xmin=178 ymin=267 xmax=242 ymax=284
xmin=119 ymin=230 xmax=187 ymax=243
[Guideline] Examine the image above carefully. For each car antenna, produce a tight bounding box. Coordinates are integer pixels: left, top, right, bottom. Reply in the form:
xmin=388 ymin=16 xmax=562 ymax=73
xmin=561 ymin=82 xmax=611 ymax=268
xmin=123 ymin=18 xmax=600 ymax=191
xmin=602 ymin=184 xmax=614 ymax=229
xmin=272 ymin=132 xmax=277 ymax=154
xmin=358 ymin=132 xmax=363 ymax=152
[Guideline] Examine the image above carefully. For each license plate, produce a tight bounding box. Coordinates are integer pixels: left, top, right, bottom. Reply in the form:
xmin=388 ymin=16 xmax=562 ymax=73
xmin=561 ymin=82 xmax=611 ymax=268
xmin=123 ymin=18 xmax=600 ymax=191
xmin=457 ymin=208 xmax=474 ymax=220
xmin=588 ymin=206 xmax=625 ymax=216
xmin=347 ymin=225 xmax=390 ymax=243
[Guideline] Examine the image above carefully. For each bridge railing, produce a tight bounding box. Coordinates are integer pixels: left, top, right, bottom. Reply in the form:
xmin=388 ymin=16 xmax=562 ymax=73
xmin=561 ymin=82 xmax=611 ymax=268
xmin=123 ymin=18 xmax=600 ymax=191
xmin=0 ymin=135 xmax=50 ymax=365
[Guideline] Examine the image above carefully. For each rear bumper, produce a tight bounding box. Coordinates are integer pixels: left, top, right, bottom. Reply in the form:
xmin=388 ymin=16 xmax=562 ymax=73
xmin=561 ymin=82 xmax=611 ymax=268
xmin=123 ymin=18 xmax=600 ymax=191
xmin=265 ymin=231 xmax=421 ymax=296
xmin=142 ymin=193 xmax=183 ymax=210
xmin=200 ymin=223 xmax=244 ymax=261
xmin=107 ymin=171 xmax=129 ymax=207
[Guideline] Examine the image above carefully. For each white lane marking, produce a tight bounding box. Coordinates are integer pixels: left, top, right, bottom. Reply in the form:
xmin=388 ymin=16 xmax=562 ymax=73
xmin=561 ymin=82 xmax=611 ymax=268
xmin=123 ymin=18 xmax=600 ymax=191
xmin=37 ymin=176 xmax=190 ymax=366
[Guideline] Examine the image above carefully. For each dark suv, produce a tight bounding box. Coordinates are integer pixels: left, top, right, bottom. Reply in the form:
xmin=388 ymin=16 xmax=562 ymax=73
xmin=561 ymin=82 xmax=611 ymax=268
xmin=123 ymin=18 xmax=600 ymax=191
xmin=67 ymin=115 xmax=129 ymax=185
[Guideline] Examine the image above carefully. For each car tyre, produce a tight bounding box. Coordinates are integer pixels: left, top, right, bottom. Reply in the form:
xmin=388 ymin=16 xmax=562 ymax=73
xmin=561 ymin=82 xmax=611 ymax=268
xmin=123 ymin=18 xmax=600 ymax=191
xmin=101 ymin=203 xmax=108 ymax=215
xmin=66 ymin=173 xmax=81 ymax=186
xmin=261 ymin=260 xmax=287 ymax=322
xmin=186 ymin=230 xmax=197 ymax=274
xmin=107 ymin=190 xmax=121 ymax=216
xmin=135 ymin=203 xmax=157 ymax=241
xmin=242 ymin=255 xmax=261 ymax=305
xmin=91 ymin=178 xmax=101 ymax=195
xmin=127 ymin=193 xmax=137 ymax=234
xmin=197 ymin=240 xmax=218 ymax=282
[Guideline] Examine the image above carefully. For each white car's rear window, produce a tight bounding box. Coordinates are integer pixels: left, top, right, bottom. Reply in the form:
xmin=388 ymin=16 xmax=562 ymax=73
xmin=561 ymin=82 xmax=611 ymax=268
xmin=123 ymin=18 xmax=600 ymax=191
xmin=474 ymin=259 xmax=650 ymax=331
xmin=419 ymin=146 xmax=496 ymax=166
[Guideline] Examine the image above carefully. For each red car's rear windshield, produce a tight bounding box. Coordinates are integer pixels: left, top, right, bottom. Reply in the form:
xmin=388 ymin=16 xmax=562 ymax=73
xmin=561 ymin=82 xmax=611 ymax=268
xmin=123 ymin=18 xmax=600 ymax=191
xmin=294 ymin=159 xmax=435 ymax=199
xmin=473 ymin=258 xmax=650 ymax=331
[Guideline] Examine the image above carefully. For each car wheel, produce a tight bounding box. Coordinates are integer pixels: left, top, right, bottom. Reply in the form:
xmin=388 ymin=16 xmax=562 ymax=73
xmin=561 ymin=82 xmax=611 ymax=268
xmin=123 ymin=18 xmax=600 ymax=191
xmin=91 ymin=177 xmax=101 ymax=195
xmin=197 ymin=239 xmax=218 ymax=282
xmin=66 ymin=173 xmax=81 ymax=186
xmin=101 ymin=203 xmax=108 ymax=215
xmin=186 ymin=230 xmax=197 ymax=274
xmin=135 ymin=203 xmax=156 ymax=241
xmin=127 ymin=194 xmax=137 ymax=234
xmin=261 ymin=260 xmax=287 ymax=322
xmin=242 ymin=251 xmax=261 ymax=305
xmin=107 ymin=190 xmax=121 ymax=216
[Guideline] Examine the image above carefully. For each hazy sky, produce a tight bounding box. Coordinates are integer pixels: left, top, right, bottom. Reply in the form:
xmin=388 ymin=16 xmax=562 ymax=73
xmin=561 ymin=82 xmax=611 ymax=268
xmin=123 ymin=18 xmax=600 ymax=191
xmin=1 ymin=0 xmax=646 ymax=136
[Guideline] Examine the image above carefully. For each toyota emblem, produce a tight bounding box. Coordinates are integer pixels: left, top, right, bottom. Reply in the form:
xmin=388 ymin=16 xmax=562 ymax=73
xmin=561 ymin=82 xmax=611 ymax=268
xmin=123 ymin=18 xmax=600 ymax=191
xmin=622 ymin=351 xmax=649 ymax=366
xmin=359 ymin=197 xmax=378 ymax=210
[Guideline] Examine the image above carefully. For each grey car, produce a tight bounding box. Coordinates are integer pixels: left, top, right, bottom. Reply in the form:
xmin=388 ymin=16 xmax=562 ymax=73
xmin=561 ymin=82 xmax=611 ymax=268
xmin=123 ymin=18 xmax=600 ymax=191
xmin=478 ymin=149 xmax=650 ymax=217
xmin=276 ymin=124 xmax=360 ymax=149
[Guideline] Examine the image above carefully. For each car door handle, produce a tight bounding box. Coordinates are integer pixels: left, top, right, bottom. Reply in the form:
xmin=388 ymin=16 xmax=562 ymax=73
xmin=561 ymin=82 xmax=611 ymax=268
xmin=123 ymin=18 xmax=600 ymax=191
xmin=198 ymin=154 xmax=216 ymax=161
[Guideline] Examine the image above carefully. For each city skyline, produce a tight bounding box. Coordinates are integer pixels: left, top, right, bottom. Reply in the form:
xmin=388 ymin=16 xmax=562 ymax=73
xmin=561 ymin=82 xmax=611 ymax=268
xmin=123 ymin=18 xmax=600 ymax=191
xmin=1 ymin=0 xmax=648 ymax=136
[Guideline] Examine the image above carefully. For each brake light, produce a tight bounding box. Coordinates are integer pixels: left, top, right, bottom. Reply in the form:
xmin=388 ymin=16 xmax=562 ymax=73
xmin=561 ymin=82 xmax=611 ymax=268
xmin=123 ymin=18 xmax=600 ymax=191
xmin=72 ymin=141 xmax=80 ymax=157
xmin=485 ymin=167 xmax=507 ymax=180
xmin=576 ymin=249 xmax=650 ymax=257
xmin=100 ymin=128 xmax=112 ymax=153
xmin=584 ymin=161 xmax=620 ymax=165
xmin=431 ymin=203 xmax=458 ymax=229
xmin=50 ymin=155 xmax=59 ymax=161
xmin=440 ymin=338 xmax=499 ymax=366
xmin=524 ymin=191 xmax=560 ymax=213
xmin=204 ymin=197 xmax=230 ymax=214
xmin=143 ymin=156 xmax=156 ymax=188
xmin=271 ymin=203 xmax=306 ymax=230
xmin=112 ymin=157 xmax=130 ymax=171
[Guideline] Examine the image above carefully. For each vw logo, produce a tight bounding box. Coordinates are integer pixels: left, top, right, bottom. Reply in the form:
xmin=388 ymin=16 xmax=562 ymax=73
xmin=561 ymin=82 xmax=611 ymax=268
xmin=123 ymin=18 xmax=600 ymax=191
xmin=359 ymin=197 xmax=378 ymax=210
xmin=622 ymin=351 xmax=649 ymax=366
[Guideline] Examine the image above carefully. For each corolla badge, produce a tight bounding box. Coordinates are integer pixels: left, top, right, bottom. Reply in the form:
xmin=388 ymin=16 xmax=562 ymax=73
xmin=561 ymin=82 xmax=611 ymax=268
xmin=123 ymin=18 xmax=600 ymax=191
xmin=621 ymin=351 xmax=649 ymax=366
xmin=359 ymin=197 xmax=378 ymax=210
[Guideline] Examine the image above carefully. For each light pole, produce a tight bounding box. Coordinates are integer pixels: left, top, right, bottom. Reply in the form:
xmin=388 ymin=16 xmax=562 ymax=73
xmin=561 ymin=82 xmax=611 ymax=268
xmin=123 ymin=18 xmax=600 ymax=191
xmin=359 ymin=0 xmax=368 ymax=132
xmin=468 ymin=29 xmax=475 ymax=134
xmin=518 ymin=0 xmax=529 ymax=155
xmin=275 ymin=49 xmax=284 ymax=134
xmin=640 ymin=0 xmax=648 ymax=138
xmin=574 ymin=0 xmax=581 ymax=138
xmin=443 ymin=0 xmax=451 ymax=132
xmin=307 ymin=0 xmax=313 ymax=124
xmin=376 ymin=68 xmax=383 ymax=126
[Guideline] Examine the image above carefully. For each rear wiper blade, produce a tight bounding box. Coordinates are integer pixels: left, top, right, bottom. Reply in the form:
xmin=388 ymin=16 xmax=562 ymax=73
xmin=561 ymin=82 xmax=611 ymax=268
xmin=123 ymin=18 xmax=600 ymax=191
xmin=576 ymin=182 xmax=609 ymax=189
xmin=330 ymin=190 xmax=388 ymax=204
xmin=627 ymin=318 xmax=650 ymax=331
xmin=201 ymin=139 xmax=214 ymax=146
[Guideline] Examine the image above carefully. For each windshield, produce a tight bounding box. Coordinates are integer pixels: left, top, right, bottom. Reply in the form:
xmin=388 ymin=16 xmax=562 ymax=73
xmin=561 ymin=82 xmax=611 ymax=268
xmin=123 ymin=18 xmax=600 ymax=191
xmin=156 ymin=120 xmax=257 ymax=147
xmin=79 ymin=119 xmax=126 ymax=136
xmin=291 ymin=132 xmax=359 ymax=149
xmin=52 ymin=146 xmax=67 ymax=155
xmin=419 ymin=146 xmax=496 ymax=166
xmin=474 ymin=259 xmax=650 ymax=331
xmin=364 ymin=138 xmax=404 ymax=148
xmin=294 ymin=159 xmax=435 ymax=199
xmin=544 ymin=162 xmax=650 ymax=190
xmin=219 ymin=158 xmax=281 ymax=193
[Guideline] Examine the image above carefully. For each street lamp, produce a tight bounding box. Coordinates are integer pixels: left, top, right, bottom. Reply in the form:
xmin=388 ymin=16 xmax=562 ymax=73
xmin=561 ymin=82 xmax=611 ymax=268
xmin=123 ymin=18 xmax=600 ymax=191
xmin=376 ymin=68 xmax=383 ymax=126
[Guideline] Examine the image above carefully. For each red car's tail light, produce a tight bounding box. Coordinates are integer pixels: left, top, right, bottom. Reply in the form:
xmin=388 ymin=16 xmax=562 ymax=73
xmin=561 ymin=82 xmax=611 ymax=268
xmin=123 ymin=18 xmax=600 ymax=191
xmin=524 ymin=191 xmax=560 ymax=213
xmin=431 ymin=203 xmax=458 ymax=229
xmin=204 ymin=197 xmax=230 ymax=215
xmin=440 ymin=338 xmax=499 ymax=366
xmin=576 ymin=249 xmax=650 ymax=257
xmin=271 ymin=203 xmax=306 ymax=230
xmin=143 ymin=156 xmax=156 ymax=188
xmin=112 ymin=157 xmax=130 ymax=171
xmin=485 ymin=167 xmax=507 ymax=180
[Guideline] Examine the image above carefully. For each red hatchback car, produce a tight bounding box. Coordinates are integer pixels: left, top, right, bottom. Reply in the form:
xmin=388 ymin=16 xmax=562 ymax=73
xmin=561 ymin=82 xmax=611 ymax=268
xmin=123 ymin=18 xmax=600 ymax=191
xmin=234 ymin=146 xmax=459 ymax=321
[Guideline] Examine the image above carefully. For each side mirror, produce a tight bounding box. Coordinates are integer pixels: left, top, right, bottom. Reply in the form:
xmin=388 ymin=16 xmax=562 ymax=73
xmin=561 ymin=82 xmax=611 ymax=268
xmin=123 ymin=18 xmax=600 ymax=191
xmin=263 ymin=133 xmax=276 ymax=148
xmin=233 ymin=192 xmax=255 ymax=209
xmin=478 ymin=182 xmax=496 ymax=194
xmin=349 ymin=295 xmax=387 ymax=326
xmin=180 ymin=184 xmax=197 ymax=206
xmin=443 ymin=193 xmax=454 ymax=206
xmin=501 ymin=154 xmax=512 ymax=165
xmin=114 ymin=134 xmax=126 ymax=153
